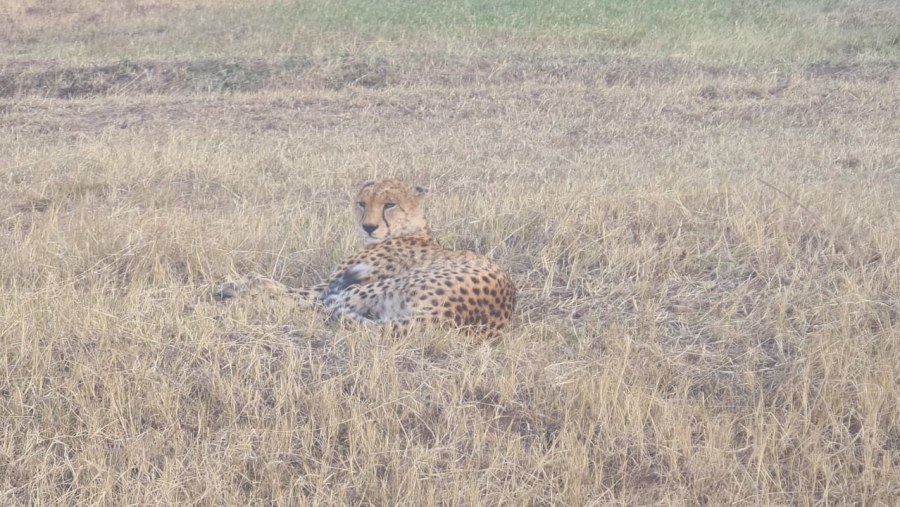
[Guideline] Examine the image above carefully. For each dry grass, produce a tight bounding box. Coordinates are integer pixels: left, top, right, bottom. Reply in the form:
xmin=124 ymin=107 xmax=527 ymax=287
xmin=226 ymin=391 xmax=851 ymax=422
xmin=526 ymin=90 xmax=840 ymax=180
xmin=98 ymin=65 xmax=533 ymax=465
xmin=2 ymin=1 xmax=900 ymax=505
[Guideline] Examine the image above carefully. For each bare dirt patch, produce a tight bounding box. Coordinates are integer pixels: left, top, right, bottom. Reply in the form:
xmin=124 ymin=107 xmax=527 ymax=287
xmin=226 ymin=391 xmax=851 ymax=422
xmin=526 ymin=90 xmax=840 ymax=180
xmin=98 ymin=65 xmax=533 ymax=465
xmin=7 ymin=56 xmax=897 ymax=100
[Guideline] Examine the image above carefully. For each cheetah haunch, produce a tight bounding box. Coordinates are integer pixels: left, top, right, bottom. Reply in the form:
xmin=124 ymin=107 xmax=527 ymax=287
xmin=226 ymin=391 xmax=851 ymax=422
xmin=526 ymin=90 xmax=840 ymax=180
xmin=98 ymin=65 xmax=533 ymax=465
xmin=217 ymin=179 xmax=516 ymax=339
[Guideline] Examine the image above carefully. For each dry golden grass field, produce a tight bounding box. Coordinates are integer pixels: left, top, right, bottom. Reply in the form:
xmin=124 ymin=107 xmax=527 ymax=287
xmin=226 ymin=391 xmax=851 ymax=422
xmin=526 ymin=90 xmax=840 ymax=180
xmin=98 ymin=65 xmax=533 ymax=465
xmin=2 ymin=0 xmax=900 ymax=504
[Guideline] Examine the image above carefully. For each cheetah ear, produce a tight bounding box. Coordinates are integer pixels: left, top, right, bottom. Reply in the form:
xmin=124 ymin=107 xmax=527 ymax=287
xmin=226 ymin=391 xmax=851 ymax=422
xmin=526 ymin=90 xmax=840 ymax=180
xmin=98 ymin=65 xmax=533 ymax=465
xmin=414 ymin=185 xmax=430 ymax=198
xmin=362 ymin=180 xmax=376 ymax=188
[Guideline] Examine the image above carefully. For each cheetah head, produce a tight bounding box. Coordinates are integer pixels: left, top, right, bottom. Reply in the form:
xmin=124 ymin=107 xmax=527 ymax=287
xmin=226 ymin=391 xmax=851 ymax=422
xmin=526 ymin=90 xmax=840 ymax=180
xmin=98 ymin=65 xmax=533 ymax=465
xmin=354 ymin=179 xmax=429 ymax=244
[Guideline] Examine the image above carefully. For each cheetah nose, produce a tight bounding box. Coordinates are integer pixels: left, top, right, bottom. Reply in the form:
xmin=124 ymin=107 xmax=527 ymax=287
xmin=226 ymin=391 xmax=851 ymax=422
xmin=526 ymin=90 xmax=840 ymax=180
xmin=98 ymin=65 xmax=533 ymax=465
xmin=362 ymin=223 xmax=378 ymax=235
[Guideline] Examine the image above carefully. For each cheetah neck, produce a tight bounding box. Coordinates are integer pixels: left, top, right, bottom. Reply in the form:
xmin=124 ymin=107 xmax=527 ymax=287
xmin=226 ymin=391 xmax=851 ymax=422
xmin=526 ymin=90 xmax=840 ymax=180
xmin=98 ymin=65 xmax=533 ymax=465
xmin=385 ymin=229 xmax=434 ymax=244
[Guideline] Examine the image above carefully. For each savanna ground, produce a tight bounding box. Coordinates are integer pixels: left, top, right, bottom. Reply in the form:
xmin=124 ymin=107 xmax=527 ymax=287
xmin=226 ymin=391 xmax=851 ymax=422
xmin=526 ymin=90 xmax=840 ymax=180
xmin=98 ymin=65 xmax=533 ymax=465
xmin=2 ymin=0 xmax=900 ymax=504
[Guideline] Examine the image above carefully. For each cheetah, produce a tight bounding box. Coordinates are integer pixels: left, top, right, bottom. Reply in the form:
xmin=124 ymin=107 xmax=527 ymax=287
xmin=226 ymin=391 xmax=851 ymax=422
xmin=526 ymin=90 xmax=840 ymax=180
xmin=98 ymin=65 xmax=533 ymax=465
xmin=217 ymin=179 xmax=516 ymax=339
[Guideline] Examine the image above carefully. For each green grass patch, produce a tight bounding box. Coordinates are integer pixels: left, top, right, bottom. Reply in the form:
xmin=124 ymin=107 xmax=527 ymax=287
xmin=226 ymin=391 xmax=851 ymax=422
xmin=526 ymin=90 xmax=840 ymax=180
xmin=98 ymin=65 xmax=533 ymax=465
xmin=4 ymin=0 xmax=899 ymax=66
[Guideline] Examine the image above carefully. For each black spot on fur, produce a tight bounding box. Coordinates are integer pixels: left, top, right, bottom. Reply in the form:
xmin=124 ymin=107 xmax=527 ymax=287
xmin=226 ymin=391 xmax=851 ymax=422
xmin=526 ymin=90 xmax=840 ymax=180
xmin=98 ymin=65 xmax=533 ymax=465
xmin=324 ymin=267 xmax=366 ymax=298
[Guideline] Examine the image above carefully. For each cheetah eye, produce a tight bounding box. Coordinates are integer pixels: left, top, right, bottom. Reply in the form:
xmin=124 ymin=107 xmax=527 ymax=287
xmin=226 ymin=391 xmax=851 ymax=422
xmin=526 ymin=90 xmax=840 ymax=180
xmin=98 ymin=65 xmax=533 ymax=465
xmin=383 ymin=202 xmax=397 ymax=210
xmin=356 ymin=201 xmax=366 ymax=209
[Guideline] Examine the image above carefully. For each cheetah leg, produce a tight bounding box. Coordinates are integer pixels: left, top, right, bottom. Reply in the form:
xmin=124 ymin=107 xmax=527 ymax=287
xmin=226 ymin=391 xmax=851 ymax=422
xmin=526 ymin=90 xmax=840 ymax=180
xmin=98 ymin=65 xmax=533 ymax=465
xmin=323 ymin=277 xmax=411 ymax=323
xmin=215 ymin=274 xmax=326 ymax=306
xmin=323 ymin=263 xmax=370 ymax=299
